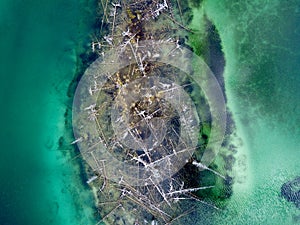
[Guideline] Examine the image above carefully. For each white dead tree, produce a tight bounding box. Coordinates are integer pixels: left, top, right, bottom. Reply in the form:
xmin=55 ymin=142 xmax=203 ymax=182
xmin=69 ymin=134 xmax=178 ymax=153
xmin=151 ymin=0 xmax=168 ymax=18
xmin=192 ymin=160 xmax=226 ymax=180
xmin=110 ymin=2 xmax=121 ymax=36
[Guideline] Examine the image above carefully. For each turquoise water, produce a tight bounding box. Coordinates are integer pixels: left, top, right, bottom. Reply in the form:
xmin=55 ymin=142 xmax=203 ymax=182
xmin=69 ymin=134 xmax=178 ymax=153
xmin=204 ymin=0 xmax=300 ymax=224
xmin=1 ymin=0 xmax=299 ymax=224
xmin=0 ymin=0 xmax=98 ymax=224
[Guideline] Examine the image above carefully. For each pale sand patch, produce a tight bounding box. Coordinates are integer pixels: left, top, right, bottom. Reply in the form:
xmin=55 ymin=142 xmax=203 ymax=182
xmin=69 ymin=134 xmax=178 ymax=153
xmin=226 ymin=91 xmax=253 ymax=195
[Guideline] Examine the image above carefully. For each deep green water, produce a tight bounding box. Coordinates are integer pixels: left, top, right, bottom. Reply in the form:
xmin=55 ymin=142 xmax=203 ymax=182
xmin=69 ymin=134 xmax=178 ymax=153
xmin=0 ymin=0 xmax=98 ymax=224
xmin=0 ymin=0 xmax=299 ymax=224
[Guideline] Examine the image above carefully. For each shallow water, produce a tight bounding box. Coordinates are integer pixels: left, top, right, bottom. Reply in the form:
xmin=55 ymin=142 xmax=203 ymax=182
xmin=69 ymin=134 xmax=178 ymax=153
xmin=204 ymin=0 xmax=300 ymax=224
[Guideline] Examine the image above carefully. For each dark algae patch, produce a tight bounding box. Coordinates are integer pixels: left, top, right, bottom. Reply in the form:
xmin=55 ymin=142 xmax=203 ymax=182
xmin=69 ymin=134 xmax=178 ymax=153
xmin=281 ymin=177 xmax=300 ymax=209
xmin=204 ymin=17 xmax=226 ymax=99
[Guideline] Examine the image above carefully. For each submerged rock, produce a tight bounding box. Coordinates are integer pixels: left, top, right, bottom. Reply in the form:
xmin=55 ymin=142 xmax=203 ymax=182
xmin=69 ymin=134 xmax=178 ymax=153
xmin=281 ymin=176 xmax=300 ymax=209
